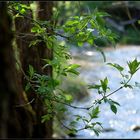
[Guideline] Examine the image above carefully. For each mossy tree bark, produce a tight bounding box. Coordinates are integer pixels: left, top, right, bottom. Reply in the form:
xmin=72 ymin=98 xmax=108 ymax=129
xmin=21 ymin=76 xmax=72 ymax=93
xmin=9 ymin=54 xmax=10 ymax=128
xmin=15 ymin=1 xmax=54 ymax=138
xmin=32 ymin=1 xmax=54 ymax=138
xmin=0 ymin=2 xmax=33 ymax=138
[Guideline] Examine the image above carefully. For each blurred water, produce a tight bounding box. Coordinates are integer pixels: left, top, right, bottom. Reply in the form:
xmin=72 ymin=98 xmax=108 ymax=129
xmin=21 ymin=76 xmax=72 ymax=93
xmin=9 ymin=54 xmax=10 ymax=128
xmin=67 ymin=45 xmax=140 ymax=139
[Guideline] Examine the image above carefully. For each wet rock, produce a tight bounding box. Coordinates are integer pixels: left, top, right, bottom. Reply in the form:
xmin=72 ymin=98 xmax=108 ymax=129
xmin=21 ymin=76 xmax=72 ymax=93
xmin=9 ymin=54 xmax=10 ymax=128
xmin=101 ymin=128 xmax=116 ymax=132
xmin=131 ymin=126 xmax=140 ymax=132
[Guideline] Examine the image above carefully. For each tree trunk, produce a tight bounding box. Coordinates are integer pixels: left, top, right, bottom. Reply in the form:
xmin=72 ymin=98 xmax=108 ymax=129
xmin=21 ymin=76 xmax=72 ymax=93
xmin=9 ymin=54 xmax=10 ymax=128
xmin=37 ymin=1 xmax=53 ymax=75
xmin=15 ymin=1 xmax=54 ymax=138
xmin=32 ymin=2 xmax=54 ymax=138
xmin=0 ymin=2 xmax=33 ymax=138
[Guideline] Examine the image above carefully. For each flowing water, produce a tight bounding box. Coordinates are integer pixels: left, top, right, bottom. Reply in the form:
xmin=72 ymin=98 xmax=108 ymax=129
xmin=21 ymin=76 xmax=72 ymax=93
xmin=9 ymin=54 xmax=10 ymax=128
xmin=67 ymin=45 xmax=140 ymax=139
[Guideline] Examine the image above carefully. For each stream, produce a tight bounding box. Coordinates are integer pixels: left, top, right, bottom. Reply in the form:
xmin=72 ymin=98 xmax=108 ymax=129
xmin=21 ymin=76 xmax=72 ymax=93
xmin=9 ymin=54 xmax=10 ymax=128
xmin=66 ymin=45 xmax=140 ymax=139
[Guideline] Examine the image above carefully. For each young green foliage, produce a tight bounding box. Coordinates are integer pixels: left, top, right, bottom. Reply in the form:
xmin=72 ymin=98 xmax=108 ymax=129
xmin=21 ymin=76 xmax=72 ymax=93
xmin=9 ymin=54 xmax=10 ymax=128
xmin=107 ymin=63 xmax=124 ymax=72
xmin=8 ymin=2 xmax=140 ymax=137
xmin=100 ymin=77 xmax=108 ymax=93
xmin=127 ymin=59 xmax=140 ymax=75
xmin=104 ymin=98 xmax=120 ymax=114
xmin=89 ymin=106 xmax=100 ymax=119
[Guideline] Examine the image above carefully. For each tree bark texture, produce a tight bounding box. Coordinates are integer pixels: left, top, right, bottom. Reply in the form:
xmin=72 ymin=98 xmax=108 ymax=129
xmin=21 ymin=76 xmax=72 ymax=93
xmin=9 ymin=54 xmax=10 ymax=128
xmin=0 ymin=2 xmax=33 ymax=138
xmin=15 ymin=1 xmax=54 ymax=138
xmin=32 ymin=2 xmax=54 ymax=138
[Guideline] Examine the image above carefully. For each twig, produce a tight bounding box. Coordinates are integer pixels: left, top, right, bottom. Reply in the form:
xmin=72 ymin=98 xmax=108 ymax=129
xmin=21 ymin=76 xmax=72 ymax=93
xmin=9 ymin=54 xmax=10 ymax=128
xmin=10 ymin=5 xmax=134 ymax=110
xmin=16 ymin=32 xmax=36 ymax=38
xmin=8 ymin=6 xmax=91 ymax=41
xmin=14 ymin=98 xmax=35 ymax=107
xmin=8 ymin=7 xmax=70 ymax=40
xmin=57 ymin=117 xmax=73 ymax=131
xmin=51 ymin=97 xmax=90 ymax=110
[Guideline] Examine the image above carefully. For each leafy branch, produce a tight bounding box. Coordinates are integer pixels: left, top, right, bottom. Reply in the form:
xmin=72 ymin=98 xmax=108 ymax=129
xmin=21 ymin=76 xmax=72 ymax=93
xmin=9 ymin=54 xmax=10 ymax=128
xmin=8 ymin=2 xmax=140 ymax=137
xmin=22 ymin=59 xmax=140 ymax=136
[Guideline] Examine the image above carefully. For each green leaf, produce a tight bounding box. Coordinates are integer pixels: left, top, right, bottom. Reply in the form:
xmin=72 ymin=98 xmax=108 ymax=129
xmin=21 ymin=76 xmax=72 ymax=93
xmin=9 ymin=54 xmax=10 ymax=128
xmin=78 ymin=42 xmax=83 ymax=47
xmin=82 ymin=118 xmax=89 ymax=123
xmin=67 ymin=64 xmax=81 ymax=70
xmin=68 ymin=128 xmax=77 ymax=136
xmin=65 ymin=20 xmax=79 ymax=26
xmin=66 ymin=69 xmax=80 ymax=75
xmin=111 ymin=104 xmax=117 ymax=114
xmin=28 ymin=65 xmax=34 ymax=78
xmin=111 ymin=100 xmax=120 ymax=106
xmin=74 ymin=115 xmax=82 ymax=121
xmin=31 ymin=26 xmax=39 ymax=33
xmin=29 ymin=40 xmax=42 ymax=47
xmin=78 ymin=16 xmax=90 ymax=30
xmin=107 ymin=63 xmax=124 ymax=72
xmin=25 ymin=83 xmax=30 ymax=92
xmin=106 ymin=98 xmax=120 ymax=106
xmin=20 ymin=8 xmax=26 ymax=14
xmin=87 ymin=38 xmax=93 ymax=45
xmin=96 ymin=122 xmax=103 ymax=128
xmin=93 ymin=128 xmax=100 ymax=136
xmin=96 ymin=11 xmax=110 ymax=17
xmin=41 ymin=114 xmax=52 ymax=123
xmin=69 ymin=121 xmax=77 ymax=127
xmin=127 ymin=59 xmax=140 ymax=75
xmin=64 ymin=64 xmax=81 ymax=75
xmin=124 ymin=84 xmax=133 ymax=89
xmin=89 ymin=106 xmax=100 ymax=119
xmin=100 ymin=77 xmax=108 ymax=92
xmin=88 ymin=84 xmax=101 ymax=89
xmin=65 ymin=94 xmax=73 ymax=102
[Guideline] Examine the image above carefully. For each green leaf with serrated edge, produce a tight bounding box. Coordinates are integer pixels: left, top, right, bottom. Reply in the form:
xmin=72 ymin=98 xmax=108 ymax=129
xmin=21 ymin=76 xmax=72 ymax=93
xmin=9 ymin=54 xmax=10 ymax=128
xmin=127 ymin=59 xmax=140 ymax=75
xmin=89 ymin=106 xmax=100 ymax=119
xmin=100 ymin=77 xmax=108 ymax=92
xmin=107 ymin=63 xmax=124 ymax=72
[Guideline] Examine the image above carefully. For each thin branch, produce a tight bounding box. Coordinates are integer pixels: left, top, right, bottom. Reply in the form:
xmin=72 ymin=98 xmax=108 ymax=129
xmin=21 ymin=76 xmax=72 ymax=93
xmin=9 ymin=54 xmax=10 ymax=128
xmin=14 ymin=98 xmax=35 ymax=107
xmin=57 ymin=117 xmax=73 ymax=131
xmin=16 ymin=32 xmax=36 ymax=38
xmin=8 ymin=7 xmax=70 ymax=40
xmin=51 ymin=97 xmax=89 ymax=110
xmin=52 ymin=111 xmax=74 ymax=131
xmin=17 ymin=53 xmax=134 ymax=111
xmin=106 ymin=75 xmax=132 ymax=98
xmin=53 ymin=31 xmax=70 ymax=40
xmin=87 ymin=75 xmax=133 ymax=109
xmin=10 ymin=4 xmax=135 ymax=111
xmin=77 ymin=127 xmax=87 ymax=131
xmin=8 ymin=6 xmax=90 ymax=41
